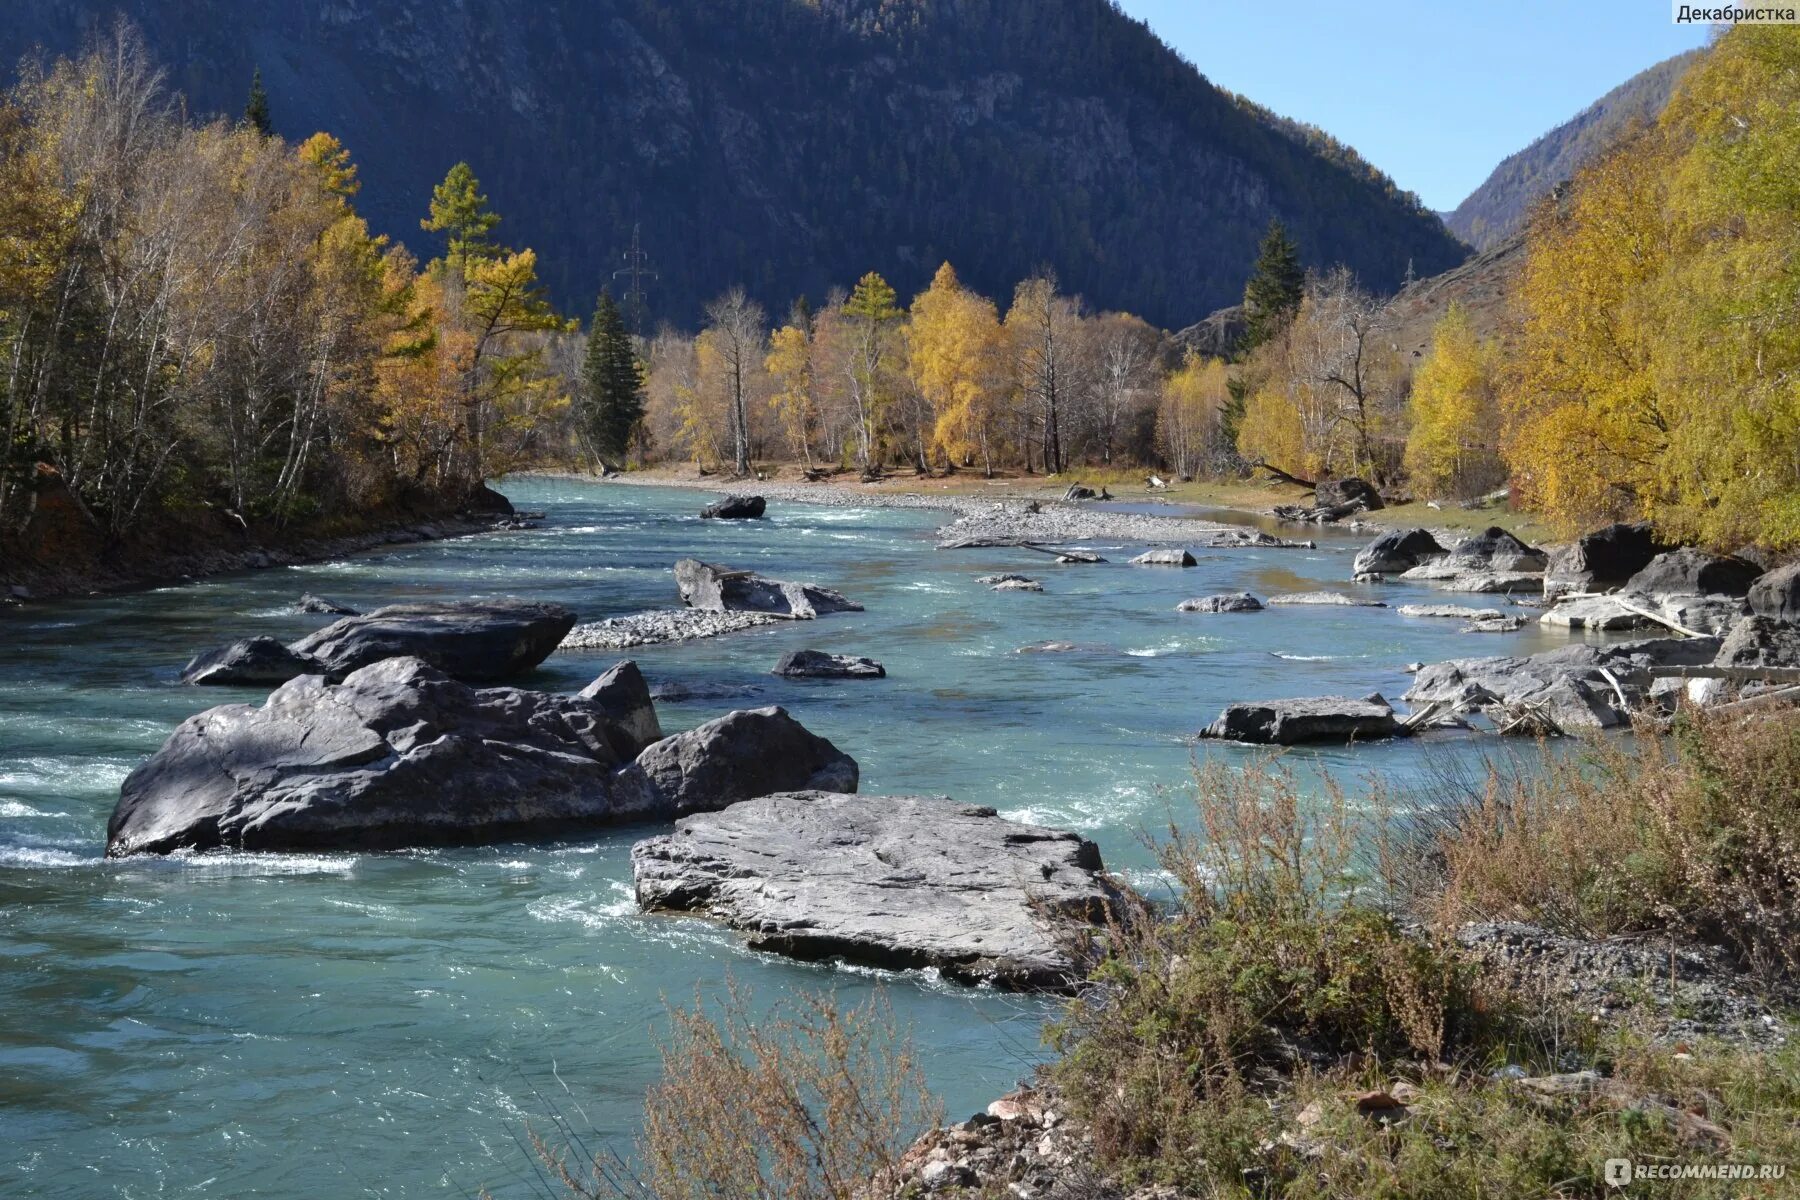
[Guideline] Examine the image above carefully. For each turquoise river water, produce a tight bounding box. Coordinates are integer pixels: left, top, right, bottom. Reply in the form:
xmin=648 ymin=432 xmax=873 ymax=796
xmin=0 ymin=479 xmax=1586 ymax=1198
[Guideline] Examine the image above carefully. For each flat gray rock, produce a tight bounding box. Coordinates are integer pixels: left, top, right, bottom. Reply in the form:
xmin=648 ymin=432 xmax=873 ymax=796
xmin=1404 ymin=636 xmax=1721 ymax=731
xmin=1200 ymin=695 xmax=1400 ymax=744
xmin=674 ymin=558 xmax=860 ymax=619
xmin=1129 ymin=548 xmax=1197 ymax=566
xmin=1398 ymin=604 xmax=1504 ymax=620
xmin=289 ymin=600 xmax=576 ymax=681
xmin=1267 ymin=591 xmax=1387 ymax=607
xmin=773 ymin=649 xmax=886 ymax=678
xmin=1176 ymin=592 xmax=1264 ymax=613
xmin=631 ymin=791 xmax=1119 ymax=990
xmin=108 ymin=658 xmax=855 ymax=856
xmin=560 ymin=609 xmax=781 ymax=650
xmin=1537 ymin=595 xmax=1652 ymax=631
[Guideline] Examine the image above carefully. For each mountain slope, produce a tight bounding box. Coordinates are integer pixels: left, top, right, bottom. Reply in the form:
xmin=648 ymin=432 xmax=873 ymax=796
xmin=2 ymin=0 xmax=1467 ymax=328
xmin=1444 ymin=49 xmax=1703 ymax=251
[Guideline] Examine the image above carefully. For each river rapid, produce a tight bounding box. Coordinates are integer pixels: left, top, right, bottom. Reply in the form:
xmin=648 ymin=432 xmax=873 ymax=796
xmin=0 ymin=478 xmax=1580 ymax=1198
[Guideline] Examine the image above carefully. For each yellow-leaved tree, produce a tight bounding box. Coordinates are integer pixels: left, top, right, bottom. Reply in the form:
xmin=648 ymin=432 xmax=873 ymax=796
xmin=1403 ymin=304 xmax=1503 ymax=500
xmin=905 ymin=263 xmax=1007 ymax=475
xmin=1155 ymin=352 xmax=1228 ymax=480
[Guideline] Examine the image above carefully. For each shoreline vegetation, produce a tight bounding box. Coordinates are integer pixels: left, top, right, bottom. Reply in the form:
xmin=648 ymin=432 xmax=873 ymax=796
xmin=526 ymin=710 xmax=1800 ymax=1200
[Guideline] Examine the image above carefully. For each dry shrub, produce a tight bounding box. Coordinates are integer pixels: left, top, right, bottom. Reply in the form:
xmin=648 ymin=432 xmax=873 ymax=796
xmin=1399 ymin=706 xmax=1800 ymax=981
xmin=528 ymin=980 xmax=940 ymax=1200
xmin=1050 ymin=756 xmax=1512 ymax=1186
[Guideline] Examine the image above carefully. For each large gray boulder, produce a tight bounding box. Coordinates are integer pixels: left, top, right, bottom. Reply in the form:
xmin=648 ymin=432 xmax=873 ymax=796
xmin=575 ymin=660 xmax=662 ymax=757
xmin=1352 ymin=528 xmax=1444 ymax=577
xmin=1129 ymin=548 xmax=1197 ymax=566
xmin=1625 ymin=548 xmax=1761 ymax=598
xmin=1314 ymin=478 xmax=1383 ymax=511
xmin=107 ymin=658 xmax=855 ymax=856
xmin=699 ymin=494 xmax=767 ymax=519
xmin=616 ymin=707 xmax=858 ymax=819
xmin=179 ymin=637 xmax=324 ymax=686
xmin=289 ymin=600 xmax=576 ymax=681
xmin=673 ymin=558 xmax=861 ymax=619
xmin=1544 ymin=523 xmax=1666 ymax=597
xmin=1748 ymin=563 xmax=1800 ymax=624
xmin=1200 ymin=695 xmax=1401 ymax=744
xmin=1403 ymin=527 xmax=1546 ymax=582
xmin=1714 ymin=615 xmax=1800 ymax=670
xmin=1404 ymin=636 xmax=1721 ymax=731
xmin=631 ymin=791 xmax=1119 ymax=990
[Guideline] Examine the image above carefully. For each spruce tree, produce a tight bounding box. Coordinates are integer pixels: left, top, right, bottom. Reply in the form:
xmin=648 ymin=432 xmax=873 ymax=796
xmin=244 ymin=68 xmax=272 ymax=137
xmin=1242 ymin=218 xmax=1305 ymax=350
xmin=581 ymin=291 xmax=645 ymax=467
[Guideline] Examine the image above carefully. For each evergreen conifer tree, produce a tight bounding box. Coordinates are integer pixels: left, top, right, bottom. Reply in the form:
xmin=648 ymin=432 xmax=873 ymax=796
xmin=1242 ymin=218 xmax=1305 ymax=350
xmin=581 ymin=290 xmax=645 ymax=467
xmin=243 ymin=68 xmax=272 ymax=137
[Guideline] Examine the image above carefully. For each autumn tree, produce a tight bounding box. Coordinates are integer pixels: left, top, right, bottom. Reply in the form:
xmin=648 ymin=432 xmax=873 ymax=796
xmin=1156 ymin=352 xmax=1230 ymax=480
xmin=702 ymin=286 xmax=766 ymax=476
xmin=420 ymin=161 xmax=500 ymax=269
xmin=1403 ymin=304 xmax=1502 ymax=500
xmin=1085 ymin=313 xmax=1159 ymax=465
xmin=766 ymin=299 xmax=823 ymax=468
xmin=580 ymin=290 xmax=643 ymax=467
xmin=905 ymin=263 xmax=1007 ymax=475
xmin=1006 ymin=271 xmax=1082 ymax=474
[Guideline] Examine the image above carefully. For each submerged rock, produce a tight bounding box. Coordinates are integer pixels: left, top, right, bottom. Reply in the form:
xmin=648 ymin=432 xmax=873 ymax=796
xmin=674 ymin=558 xmax=861 ymax=619
xmin=773 ymin=649 xmax=886 ymax=679
xmin=989 ymin=578 xmax=1043 ymax=592
xmin=1129 ymin=548 xmax=1197 ymax=566
xmin=296 ymin=593 xmax=359 ymax=616
xmin=699 ymin=494 xmax=767 ymax=519
xmin=1200 ymin=695 xmax=1401 ymax=744
xmin=179 ymin=637 xmax=323 ymax=686
xmin=1351 ymin=528 xmax=1444 ymax=577
xmin=289 ymin=600 xmax=576 ymax=682
xmin=1398 ymin=604 xmax=1504 ymax=620
xmin=1177 ymin=592 xmax=1264 ymax=613
xmin=631 ymin=791 xmax=1119 ymax=989
xmin=109 ymin=658 xmax=855 ymax=856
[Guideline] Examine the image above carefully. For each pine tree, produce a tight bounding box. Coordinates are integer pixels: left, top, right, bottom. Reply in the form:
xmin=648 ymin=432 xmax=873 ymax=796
xmin=243 ymin=68 xmax=272 ymax=137
xmin=421 ymin=162 xmax=500 ymax=268
xmin=581 ymin=290 xmax=645 ymax=467
xmin=1242 ymin=218 xmax=1304 ymax=350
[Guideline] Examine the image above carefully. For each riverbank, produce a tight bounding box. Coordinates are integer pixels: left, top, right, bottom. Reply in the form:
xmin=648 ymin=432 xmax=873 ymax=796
xmin=0 ymin=506 xmax=525 ymax=602
xmin=545 ymin=463 xmax=1559 ymax=545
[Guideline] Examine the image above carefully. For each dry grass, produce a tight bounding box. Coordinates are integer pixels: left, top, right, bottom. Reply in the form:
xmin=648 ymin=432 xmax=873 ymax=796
xmin=1388 ymin=707 xmax=1800 ymax=982
xmin=518 ymin=980 xmax=940 ymax=1200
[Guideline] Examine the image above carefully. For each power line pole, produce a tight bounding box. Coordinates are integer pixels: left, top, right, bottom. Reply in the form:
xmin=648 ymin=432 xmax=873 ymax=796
xmin=612 ymin=223 xmax=658 ymax=337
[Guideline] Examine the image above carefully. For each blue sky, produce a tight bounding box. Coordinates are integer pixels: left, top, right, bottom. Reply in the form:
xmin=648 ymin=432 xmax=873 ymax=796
xmin=1116 ymin=0 xmax=1711 ymax=211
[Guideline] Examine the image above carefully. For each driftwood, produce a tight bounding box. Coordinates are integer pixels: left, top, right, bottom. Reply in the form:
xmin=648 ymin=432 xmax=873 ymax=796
xmin=1249 ymin=459 xmax=1317 ymax=490
xmin=1610 ymin=597 xmax=1707 ymax=638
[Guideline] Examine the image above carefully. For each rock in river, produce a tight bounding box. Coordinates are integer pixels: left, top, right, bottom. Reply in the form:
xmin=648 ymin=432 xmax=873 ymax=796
xmin=1200 ymin=695 xmax=1401 ymax=744
xmin=1267 ymin=591 xmax=1387 ymax=607
xmin=1177 ymin=592 xmax=1264 ymax=613
xmin=1129 ymin=548 xmax=1197 ymax=566
xmin=108 ymin=657 xmax=856 ymax=856
xmin=1624 ymin=548 xmax=1761 ymax=598
xmin=288 ymin=600 xmax=576 ymax=682
xmin=674 ymin=558 xmax=860 ymax=619
xmin=1351 ymin=528 xmax=1444 ymax=577
xmin=631 ymin=791 xmax=1120 ymax=990
xmin=296 ymin=593 xmax=359 ymax=616
xmin=699 ymin=494 xmax=767 ymax=519
xmin=179 ymin=636 xmax=325 ymax=686
xmin=773 ymin=649 xmax=886 ymax=679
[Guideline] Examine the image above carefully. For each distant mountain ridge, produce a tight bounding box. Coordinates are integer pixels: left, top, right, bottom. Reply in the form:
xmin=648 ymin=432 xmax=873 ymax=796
xmin=1444 ymin=49 xmax=1704 ymax=250
xmin=0 ymin=0 xmax=1468 ymax=328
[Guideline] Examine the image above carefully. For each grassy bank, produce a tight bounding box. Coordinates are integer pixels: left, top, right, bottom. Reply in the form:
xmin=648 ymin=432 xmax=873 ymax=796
xmin=522 ymin=705 xmax=1800 ymax=1199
